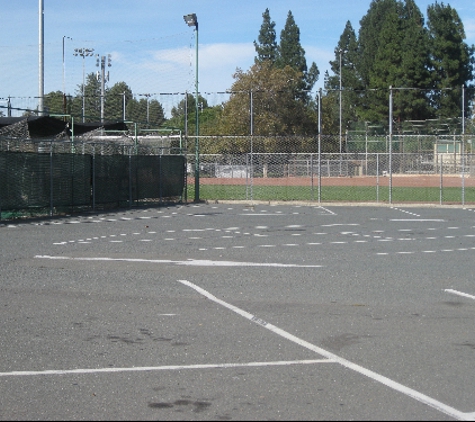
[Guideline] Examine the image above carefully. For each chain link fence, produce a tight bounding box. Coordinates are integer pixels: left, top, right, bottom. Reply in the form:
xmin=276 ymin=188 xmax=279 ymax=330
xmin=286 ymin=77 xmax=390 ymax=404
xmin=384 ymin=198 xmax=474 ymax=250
xmin=187 ymin=134 xmax=475 ymax=205
xmin=0 ymin=133 xmax=186 ymax=220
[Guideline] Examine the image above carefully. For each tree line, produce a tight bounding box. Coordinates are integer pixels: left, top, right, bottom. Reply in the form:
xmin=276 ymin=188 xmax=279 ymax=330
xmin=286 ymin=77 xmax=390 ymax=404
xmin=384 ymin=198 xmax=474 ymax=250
xmin=38 ymin=0 xmax=473 ymax=138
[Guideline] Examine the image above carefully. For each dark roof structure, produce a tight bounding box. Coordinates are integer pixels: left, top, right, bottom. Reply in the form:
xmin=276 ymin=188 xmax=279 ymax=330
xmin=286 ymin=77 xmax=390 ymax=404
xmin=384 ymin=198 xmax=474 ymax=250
xmin=0 ymin=116 xmax=128 ymax=138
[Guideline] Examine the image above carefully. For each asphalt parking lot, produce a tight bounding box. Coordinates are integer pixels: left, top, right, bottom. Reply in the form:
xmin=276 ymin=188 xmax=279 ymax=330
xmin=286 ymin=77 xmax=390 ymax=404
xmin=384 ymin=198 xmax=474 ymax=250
xmin=1 ymin=203 xmax=475 ymax=421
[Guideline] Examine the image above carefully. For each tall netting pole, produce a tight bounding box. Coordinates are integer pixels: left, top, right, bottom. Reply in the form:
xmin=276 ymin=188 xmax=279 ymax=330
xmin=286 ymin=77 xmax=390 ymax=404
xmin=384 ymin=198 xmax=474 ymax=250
xmin=389 ymin=86 xmax=393 ymax=205
xmin=38 ymin=0 xmax=44 ymax=116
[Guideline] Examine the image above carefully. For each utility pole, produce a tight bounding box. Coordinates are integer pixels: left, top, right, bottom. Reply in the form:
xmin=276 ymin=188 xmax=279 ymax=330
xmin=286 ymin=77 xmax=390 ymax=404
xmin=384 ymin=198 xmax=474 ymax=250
xmin=38 ymin=0 xmax=44 ymax=116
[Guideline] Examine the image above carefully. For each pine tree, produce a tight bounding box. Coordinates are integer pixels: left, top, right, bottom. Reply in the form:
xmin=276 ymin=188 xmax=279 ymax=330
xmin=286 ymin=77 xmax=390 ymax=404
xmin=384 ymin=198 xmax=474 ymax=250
xmin=427 ymin=2 xmax=475 ymax=119
xmin=73 ymin=72 xmax=102 ymax=122
xmin=126 ymin=98 xmax=165 ymax=129
xmin=356 ymin=0 xmax=432 ymax=124
xmin=278 ymin=11 xmax=307 ymax=74
xmin=358 ymin=0 xmax=399 ymax=88
xmin=326 ymin=21 xmax=361 ymax=130
xmin=254 ymin=8 xmax=279 ymax=65
xmin=398 ymin=0 xmax=432 ymax=120
xmin=105 ymin=82 xmax=133 ymax=121
xmin=277 ymin=11 xmax=319 ymax=101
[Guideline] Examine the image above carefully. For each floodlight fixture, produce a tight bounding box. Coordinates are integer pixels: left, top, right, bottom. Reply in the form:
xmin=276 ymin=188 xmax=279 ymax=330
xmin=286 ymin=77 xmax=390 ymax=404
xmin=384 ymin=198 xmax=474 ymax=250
xmin=73 ymin=47 xmax=95 ymax=123
xmin=183 ymin=13 xmax=198 ymax=29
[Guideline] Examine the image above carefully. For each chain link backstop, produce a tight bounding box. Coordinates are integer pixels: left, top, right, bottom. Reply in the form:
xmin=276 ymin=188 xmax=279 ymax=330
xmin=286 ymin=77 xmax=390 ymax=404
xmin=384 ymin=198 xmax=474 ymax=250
xmin=187 ymin=134 xmax=475 ymax=205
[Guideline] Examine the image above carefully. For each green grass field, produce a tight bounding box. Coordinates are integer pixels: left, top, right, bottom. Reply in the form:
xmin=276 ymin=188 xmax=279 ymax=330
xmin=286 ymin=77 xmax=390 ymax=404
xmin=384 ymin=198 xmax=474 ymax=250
xmin=188 ymin=184 xmax=475 ymax=204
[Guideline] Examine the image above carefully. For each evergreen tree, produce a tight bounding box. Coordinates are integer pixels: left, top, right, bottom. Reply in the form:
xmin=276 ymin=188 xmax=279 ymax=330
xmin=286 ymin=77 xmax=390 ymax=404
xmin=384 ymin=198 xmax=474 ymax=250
xmin=398 ymin=0 xmax=432 ymax=120
xmin=358 ymin=0 xmax=398 ymax=88
xmin=356 ymin=0 xmax=432 ymax=124
xmin=126 ymin=97 xmax=165 ymax=129
xmin=368 ymin=1 xmax=406 ymax=122
xmin=71 ymin=72 xmax=102 ymax=122
xmin=169 ymin=93 xmax=209 ymax=135
xmin=254 ymin=8 xmax=279 ymax=65
xmin=105 ymin=82 xmax=133 ymax=121
xmin=326 ymin=21 xmax=361 ymax=130
xmin=277 ymin=11 xmax=319 ymax=100
xmin=278 ymin=11 xmax=307 ymax=74
xmin=427 ymin=2 xmax=475 ymax=119
xmin=44 ymin=91 xmax=68 ymax=116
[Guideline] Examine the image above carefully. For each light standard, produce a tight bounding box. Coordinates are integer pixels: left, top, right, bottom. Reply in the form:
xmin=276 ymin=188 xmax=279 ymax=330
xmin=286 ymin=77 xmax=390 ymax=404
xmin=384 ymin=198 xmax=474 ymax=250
xmin=62 ymin=36 xmax=72 ymax=115
xmin=38 ymin=0 xmax=44 ymax=115
xmin=184 ymin=13 xmax=200 ymax=202
xmin=96 ymin=54 xmax=112 ymax=123
xmin=73 ymin=47 xmax=95 ymax=123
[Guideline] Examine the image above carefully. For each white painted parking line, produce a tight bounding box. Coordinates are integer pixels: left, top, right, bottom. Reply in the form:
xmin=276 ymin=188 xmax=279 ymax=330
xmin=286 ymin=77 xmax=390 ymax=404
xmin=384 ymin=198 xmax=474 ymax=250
xmin=317 ymin=206 xmax=337 ymax=215
xmin=0 ymin=359 xmax=332 ymax=378
xmin=378 ymin=247 xmax=475 ymax=256
xmin=445 ymin=289 xmax=475 ymax=301
xmin=178 ymin=279 xmax=474 ymax=421
xmin=35 ymin=256 xmax=323 ymax=268
xmin=322 ymin=224 xmax=360 ymax=227
xmin=390 ymin=219 xmax=446 ymax=222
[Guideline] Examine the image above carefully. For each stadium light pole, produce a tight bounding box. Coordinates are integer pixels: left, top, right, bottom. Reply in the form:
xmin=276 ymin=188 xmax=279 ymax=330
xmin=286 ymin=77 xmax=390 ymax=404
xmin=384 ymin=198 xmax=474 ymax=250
xmin=97 ymin=54 xmax=112 ymax=124
xmin=74 ymin=48 xmax=95 ymax=123
xmin=38 ymin=0 xmax=44 ymax=116
xmin=184 ymin=13 xmax=200 ymax=202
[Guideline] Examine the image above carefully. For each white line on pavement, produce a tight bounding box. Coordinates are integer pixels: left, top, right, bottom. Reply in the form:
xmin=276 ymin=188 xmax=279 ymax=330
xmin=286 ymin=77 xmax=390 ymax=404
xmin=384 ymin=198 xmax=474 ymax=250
xmin=34 ymin=255 xmax=323 ymax=268
xmin=0 ymin=360 xmax=332 ymax=378
xmin=445 ymin=289 xmax=475 ymax=301
xmin=177 ymin=279 xmax=474 ymax=421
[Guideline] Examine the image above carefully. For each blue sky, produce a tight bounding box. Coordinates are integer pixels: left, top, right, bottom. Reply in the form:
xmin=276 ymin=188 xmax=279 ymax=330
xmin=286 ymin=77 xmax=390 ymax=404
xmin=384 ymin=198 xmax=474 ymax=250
xmin=1 ymin=0 xmax=474 ymax=114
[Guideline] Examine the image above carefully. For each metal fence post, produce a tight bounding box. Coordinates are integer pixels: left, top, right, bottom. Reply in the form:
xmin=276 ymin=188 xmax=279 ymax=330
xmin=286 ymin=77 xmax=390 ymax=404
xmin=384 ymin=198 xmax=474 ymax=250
xmin=129 ymin=154 xmax=133 ymax=208
xmin=376 ymin=153 xmax=380 ymax=203
xmin=310 ymin=153 xmax=314 ymax=201
xmin=92 ymin=149 xmax=96 ymax=211
xmin=246 ymin=153 xmax=249 ymax=201
xmin=440 ymin=155 xmax=443 ymax=206
xmin=250 ymin=137 xmax=254 ymax=203
xmin=49 ymin=142 xmax=54 ymax=217
xmin=0 ymin=152 xmax=2 ymax=222
xmin=318 ymin=89 xmax=322 ymax=204
xmin=462 ymin=144 xmax=465 ymax=207
xmin=389 ymin=86 xmax=393 ymax=205
xmin=159 ymin=153 xmax=163 ymax=205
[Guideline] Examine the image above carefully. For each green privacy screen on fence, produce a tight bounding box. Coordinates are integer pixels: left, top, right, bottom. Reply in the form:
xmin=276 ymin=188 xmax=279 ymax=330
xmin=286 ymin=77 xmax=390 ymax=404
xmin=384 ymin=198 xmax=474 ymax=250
xmin=0 ymin=152 xmax=186 ymax=217
xmin=93 ymin=154 xmax=186 ymax=207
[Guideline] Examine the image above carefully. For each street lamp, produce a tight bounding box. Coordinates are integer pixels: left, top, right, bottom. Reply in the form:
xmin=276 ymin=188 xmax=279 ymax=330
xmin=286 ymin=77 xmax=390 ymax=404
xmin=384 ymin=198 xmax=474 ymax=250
xmin=183 ymin=13 xmax=200 ymax=202
xmin=73 ymin=47 xmax=95 ymax=122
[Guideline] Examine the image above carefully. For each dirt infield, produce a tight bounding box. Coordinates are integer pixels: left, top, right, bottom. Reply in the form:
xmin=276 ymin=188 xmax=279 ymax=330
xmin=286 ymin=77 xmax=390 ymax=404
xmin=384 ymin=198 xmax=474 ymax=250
xmin=196 ymin=175 xmax=475 ymax=188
